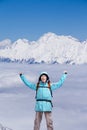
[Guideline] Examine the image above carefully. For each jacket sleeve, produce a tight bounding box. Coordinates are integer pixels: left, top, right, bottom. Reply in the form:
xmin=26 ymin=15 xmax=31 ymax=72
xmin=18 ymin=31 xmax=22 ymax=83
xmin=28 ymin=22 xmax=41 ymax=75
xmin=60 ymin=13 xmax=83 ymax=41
xmin=20 ymin=74 xmax=36 ymax=90
xmin=51 ymin=74 xmax=67 ymax=91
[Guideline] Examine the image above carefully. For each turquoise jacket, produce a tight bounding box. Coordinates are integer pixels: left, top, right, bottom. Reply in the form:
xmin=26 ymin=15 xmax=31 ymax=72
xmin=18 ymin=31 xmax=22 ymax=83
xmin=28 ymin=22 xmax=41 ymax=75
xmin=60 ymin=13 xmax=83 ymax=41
xmin=20 ymin=74 xmax=67 ymax=112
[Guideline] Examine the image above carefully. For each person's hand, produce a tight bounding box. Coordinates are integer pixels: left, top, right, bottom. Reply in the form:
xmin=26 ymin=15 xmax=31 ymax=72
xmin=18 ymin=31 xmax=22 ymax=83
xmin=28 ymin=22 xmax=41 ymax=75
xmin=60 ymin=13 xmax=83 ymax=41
xmin=64 ymin=70 xmax=67 ymax=74
xmin=19 ymin=73 xmax=22 ymax=76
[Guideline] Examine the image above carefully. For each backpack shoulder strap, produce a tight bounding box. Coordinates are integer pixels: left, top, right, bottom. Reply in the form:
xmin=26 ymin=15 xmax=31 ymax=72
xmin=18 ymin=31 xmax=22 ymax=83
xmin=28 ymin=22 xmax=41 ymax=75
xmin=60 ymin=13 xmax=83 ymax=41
xmin=48 ymin=82 xmax=53 ymax=97
xmin=35 ymin=83 xmax=39 ymax=99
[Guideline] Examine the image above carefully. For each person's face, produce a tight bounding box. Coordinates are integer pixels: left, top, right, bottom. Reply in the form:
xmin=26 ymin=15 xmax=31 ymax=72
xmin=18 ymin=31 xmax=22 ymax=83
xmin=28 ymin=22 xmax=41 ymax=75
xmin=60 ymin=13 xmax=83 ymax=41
xmin=41 ymin=75 xmax=47 ymax=83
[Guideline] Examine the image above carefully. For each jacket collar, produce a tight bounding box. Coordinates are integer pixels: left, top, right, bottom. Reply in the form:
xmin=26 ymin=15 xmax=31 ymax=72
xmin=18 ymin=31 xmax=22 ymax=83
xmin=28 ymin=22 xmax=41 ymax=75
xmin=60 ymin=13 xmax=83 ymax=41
xmin=39 ymin=81 xmax=48 ymax=87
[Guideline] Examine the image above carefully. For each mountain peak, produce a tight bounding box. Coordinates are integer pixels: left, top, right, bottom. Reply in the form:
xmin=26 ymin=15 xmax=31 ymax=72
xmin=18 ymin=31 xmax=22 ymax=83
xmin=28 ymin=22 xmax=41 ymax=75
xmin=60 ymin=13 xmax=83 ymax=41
xmin=0 ymin=39 xmax=11 ymax=49
xmin=37 ymin=32 xmax=58 ymax=44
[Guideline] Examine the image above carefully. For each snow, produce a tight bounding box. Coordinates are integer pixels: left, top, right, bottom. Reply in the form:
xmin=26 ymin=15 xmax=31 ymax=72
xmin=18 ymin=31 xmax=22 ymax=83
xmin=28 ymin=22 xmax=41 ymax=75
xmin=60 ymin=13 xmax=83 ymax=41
xmin=0 ymin=62 xmax=87 ymax=130
xmin=0 ymin=32 xmax=87 ymax=64
xmin=0 ymin=39 xmax=11 ymax=49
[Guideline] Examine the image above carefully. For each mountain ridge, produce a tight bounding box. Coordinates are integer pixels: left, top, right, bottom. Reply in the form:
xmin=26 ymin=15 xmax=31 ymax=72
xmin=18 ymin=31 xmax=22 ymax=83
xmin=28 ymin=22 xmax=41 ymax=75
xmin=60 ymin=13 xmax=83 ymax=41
xmin=0 ymin=32 xmax=87 ymax=64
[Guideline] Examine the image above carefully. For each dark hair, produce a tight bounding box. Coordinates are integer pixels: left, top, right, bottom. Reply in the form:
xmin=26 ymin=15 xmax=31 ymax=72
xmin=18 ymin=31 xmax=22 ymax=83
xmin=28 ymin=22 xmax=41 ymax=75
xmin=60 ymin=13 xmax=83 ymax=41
xmin=39 ymin=74 xmax=49 ymax=81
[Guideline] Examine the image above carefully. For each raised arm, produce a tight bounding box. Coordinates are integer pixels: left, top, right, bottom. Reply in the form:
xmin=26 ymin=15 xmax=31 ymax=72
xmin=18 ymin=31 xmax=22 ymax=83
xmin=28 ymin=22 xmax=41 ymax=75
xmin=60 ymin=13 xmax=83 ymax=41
xmin=51 ymin=71 xmax=67 ymax=91
xmin=20 ymin=74 xmax=36 ymax=90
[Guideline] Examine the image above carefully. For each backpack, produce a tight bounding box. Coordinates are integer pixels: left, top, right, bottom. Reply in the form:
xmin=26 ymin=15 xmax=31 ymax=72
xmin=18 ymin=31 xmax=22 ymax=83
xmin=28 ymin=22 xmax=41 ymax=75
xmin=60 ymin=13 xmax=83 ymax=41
xmin=35 ymin=82 xmax=53 ymax=98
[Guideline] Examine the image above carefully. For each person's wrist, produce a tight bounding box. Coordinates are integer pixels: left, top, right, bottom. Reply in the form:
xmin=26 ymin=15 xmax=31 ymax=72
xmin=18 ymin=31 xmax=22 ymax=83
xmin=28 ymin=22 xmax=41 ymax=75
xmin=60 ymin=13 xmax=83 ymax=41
xmin=20 ymin=73 xmax=22 ymax=76
xmin=64 ymin=71 xmax=67 ymax=74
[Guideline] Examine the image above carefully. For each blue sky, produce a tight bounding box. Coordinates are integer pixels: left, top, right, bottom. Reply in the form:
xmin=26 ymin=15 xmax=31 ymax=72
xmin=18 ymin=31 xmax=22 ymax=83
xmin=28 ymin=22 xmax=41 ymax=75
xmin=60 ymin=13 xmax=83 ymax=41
xmin=0 ymin=0 xmax=87 ymax=42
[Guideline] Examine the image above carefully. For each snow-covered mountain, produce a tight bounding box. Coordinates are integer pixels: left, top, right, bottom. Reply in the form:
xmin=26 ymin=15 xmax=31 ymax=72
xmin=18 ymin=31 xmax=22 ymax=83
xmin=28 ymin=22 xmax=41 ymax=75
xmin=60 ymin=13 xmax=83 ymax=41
xmin=0 ymin=32 xmax=87 ymax=64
